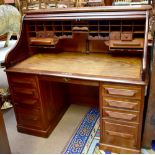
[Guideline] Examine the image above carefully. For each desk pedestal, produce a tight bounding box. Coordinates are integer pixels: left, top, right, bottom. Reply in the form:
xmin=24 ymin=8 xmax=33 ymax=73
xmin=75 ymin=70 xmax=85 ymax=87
xmin=7 ymin=72 xmax=145 ymax=153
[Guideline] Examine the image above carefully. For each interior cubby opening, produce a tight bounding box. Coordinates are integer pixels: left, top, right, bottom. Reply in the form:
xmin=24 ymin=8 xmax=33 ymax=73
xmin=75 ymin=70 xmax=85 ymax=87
xmin=55 ymin=26 xmax=62 ymax=31
xmin=89 ymin=26 xmax=98 ymax=31
xmin=111 ymin=26 xmax=121 ymax=31
xmin=45 ymin=26 xmax=53 ymax=31
xmin=36 ymin=25 xmax=44 ymax=31
xmin=122 ymin=26 xmax=132 ymax=32
xmin=122 ymin=20 xmax=133 ymax=25
xmin=110 ymin=20 xmax=121 ymax=25
xmin=133 ymin=33 xmax=145 ymax=39
xmin=63 ymin=26 xmax=72 ymax=31
xmin=99 ymin=26 xmax=109 ymax=32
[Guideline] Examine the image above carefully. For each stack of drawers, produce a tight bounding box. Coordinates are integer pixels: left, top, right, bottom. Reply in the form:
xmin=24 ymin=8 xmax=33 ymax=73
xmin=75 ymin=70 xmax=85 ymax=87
xmin=100 ymin=83 xmax=145 ymax=153
xmin=8 ymin=73 xmax=46 ymax=136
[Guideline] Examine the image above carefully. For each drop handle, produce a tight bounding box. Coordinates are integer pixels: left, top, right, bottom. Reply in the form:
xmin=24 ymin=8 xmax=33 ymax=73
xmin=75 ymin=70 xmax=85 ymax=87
xmin=64 ymin=78 xmax=70 ymax=82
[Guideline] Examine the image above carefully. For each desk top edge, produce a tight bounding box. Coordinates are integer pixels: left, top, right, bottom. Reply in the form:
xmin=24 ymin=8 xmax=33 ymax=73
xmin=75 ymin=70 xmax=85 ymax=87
xmin=24 ymin=5 xmax=152 ymax=15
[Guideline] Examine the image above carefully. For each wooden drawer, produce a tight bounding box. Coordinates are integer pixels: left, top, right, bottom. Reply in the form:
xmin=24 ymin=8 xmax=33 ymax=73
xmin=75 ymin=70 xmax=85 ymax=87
xmin=12 ymin=87 xmax=38 ymax=99
xmin=102 ymin=97 xmax=141 ymax=111
xmin=14 ymin=106 xmax=43 ymax=129
xmin=102 ymin=107 xmax=140 ymax=123
xmin=13 ymin=98 xmax=40 ymax=108
xmin=102 ymin=119 xmax=139 ymax=149
xmin=39 ymin=76 xmax=99 ymax=87
xmin=8 ymin=74 xmax=37 ymax=88
xmin=102 ymin=84 xmax=142 ymax=99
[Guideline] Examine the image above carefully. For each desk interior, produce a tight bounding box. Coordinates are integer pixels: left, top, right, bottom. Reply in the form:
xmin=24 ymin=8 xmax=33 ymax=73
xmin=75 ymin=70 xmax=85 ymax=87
xmin=12 ymin=52 xmax=142 ymax=80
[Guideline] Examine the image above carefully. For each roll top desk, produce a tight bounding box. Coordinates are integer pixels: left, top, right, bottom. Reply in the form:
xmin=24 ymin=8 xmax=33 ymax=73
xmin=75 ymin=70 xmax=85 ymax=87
xmin=4 ymin=5 xmax=151 ymax=153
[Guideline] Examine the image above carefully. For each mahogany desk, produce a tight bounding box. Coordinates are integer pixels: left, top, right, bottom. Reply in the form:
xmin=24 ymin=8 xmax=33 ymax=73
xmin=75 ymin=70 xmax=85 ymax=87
xmin=4 ymin=5 xmax=151 ymax=153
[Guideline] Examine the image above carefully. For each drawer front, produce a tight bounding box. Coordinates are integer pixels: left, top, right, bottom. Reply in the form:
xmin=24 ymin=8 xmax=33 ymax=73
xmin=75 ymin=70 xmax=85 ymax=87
xmin=15 ymin=107 xmax=43 ymax=129
xmin=12 ymin=87 xmax=38 ymax=99
xmin=103 ymin=97 xmax=141 ymax=111
xmin=102 ymin=84 xmax=142 ymax=99
xmin=102 ymin=108 xmax=140 ymax=122
xmin=8 ymin=74 xmax=37 ymax=88
xmin=13 ymin=99 xmax=40 ymax=108
xmin=39 ymin=76 xmax=99 ymax=87
xmin=102 ymin=120 xmax=138 ymax=148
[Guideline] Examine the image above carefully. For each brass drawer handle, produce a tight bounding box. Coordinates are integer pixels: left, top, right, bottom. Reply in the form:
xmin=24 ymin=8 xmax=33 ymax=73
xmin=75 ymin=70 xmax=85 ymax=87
xmin=104 ymin=99 xmax=138 ymax=110
xmin=64 ymin=78 xmax=70 ymax=82
xmin=105 ymin=111 xmax=137 ymax=121
xmin=105 ymin=88 xmax=137 ymax=97
xmin=106 ymin=130 xmax=134 ymax=139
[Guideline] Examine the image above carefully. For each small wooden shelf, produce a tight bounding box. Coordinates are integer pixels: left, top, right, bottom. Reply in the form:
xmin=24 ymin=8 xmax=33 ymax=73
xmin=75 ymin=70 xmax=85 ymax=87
xmin=30 ymin=37 xmax=58 ymax=46
xmin=134 ymin=31 xmax=145 ymax=34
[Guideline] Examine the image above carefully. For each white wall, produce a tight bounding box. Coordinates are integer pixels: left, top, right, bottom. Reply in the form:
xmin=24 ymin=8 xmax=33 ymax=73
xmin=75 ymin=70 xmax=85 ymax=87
xmin=0 ymin=40 xmax=17 ymax=88
xmin=0 ymin=67 xmax=8 ymax=88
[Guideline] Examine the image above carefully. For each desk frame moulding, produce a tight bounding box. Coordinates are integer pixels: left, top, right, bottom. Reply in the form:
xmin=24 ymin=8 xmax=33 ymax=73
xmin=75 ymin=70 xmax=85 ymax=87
xmin=4 ymin=5 xmax=151 ymax=154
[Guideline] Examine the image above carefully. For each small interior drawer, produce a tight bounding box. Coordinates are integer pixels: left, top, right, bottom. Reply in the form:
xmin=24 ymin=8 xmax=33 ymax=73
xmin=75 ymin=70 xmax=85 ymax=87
xmin=15 ymin=107 xmax=42 ymax=129
xmin=102 ymin=107 xmax=140 ymax=122
xmin=102 ymin=119 xmax=138 ymax=149
xmin=109 ymin=39 xmax=144 ymax=49
xmin=102 ymin=97 xmax=141 ymax=111
xmin=102 ymin=84 xmax=142 ymax=99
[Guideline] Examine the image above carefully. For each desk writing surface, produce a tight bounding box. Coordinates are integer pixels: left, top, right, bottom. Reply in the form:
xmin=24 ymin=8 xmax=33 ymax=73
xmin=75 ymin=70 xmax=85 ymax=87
xmin=11 ymin=52 xmax=142 ymax=80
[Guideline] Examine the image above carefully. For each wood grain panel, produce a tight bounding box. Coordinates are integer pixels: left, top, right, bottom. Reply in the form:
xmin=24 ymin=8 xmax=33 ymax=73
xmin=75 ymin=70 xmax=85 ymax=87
xmin=9 ymin=52 xmax=142 ymax=80
xmin=9 ymin=73 xmax=37 ymax=88
xmin=14 ymin=106 xmax=43 ymax=129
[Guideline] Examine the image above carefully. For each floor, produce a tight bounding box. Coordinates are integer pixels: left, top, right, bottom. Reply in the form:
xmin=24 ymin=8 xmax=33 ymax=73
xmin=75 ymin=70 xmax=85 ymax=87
xmin=3 ymin=104 xmax=90 ymax=154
